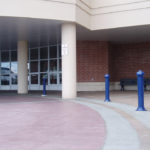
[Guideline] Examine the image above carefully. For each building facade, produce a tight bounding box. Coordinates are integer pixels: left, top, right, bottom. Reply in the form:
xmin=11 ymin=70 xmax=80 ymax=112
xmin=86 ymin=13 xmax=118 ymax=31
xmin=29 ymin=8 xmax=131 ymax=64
xmin=0 ymin=0 xmax=150 ymax=98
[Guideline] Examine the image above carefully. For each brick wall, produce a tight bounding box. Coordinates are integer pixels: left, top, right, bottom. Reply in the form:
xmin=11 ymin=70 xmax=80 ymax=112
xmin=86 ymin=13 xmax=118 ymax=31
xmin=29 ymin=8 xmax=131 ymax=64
xmin=110 ymin=42 xmax=150 ymax=81
xmin=77 ymin=41 xmax=109 ymax=82
xmin=77 ymin=41 xmax=150 ymax=83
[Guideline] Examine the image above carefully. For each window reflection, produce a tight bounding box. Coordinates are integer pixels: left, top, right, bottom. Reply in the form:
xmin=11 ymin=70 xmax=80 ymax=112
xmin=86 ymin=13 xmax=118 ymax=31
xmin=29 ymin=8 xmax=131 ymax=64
xmin=11 ymin=62 xmax=18 ymax=74
xmin=1 ymin=62 xmax=10 ymax=75
xmin=50 ymin=74 xmax=57 ymax=84
xmin=28 ymin=45 xmax=62 ymax=87
xmin=30 ymin=48 xmax=38 ymax=60
xmin=0 ymin=50 xmax=18 ymax=86
xmin=50 ymin=46 xmax=57 ymax=58
xmin=1 ymin=75 xmax=10 ymax=85
xmin=11 ymin=74 xmax=17 ymax=84
xmin=11 ymin=62 xmax=18 ymax=84
xmin=30 ymin=61 xmax=38 ymax=72
xmin=40 ymin=47 xmax=48 ymax=59
xmin=40 ymin=61 xmax=48 ymax=72
xmin=59 ymin=73 xmax=62 ymax=84
xmin=50 ymin=59 xmax=57 ymax=71
xmin=31 ymin=74 xmax=38 ymax=84
xmin=11 ymin=51 xmax=17 ymax=61
xmin=59 ymin=59 xmax=62 ymax=71
xmin=1 ymin=51 xmax=9 ymax=62
xmin=59 ymin=45 xmax=61 ymax=58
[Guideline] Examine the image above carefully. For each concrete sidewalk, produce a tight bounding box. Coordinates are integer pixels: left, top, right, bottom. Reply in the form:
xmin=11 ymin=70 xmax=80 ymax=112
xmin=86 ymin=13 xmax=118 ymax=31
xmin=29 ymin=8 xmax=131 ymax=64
xmin=78 ymin=91 xmax=150 ymax=110
xmin=0 ymin=91 xmax=150 ymax=150
xmin=77 ymin=91 xmax=150 ymax=149
xmin=74 ymin=97 xmax=150 ymax=150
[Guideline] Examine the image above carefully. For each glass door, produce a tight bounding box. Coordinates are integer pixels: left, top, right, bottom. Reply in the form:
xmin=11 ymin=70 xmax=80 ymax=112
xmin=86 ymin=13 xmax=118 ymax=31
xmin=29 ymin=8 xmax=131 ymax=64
xmin=48 ymin=45 xmax=61 ymax=90
xmin=0 ymin=51 xmax=10 ymax=90
xmin=10 ymin=51 xmax=18 ymax=89
xmin=29 ymin=48 xmax=40 ymax=90
xmin=28 ymin=44 xmax=62 ymax=91
xmin=0 ymin=50 xmax=18 ymax=90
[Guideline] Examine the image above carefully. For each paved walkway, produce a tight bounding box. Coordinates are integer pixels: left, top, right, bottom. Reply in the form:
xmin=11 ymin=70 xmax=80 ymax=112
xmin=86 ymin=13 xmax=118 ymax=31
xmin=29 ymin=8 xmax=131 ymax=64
xmin=0 ymin=91 xmax=150 ymax=150
xmin=77 ymin=91 xmax=150 ymax=150
xmin=78 ymin=91 xmax=150 ymax=109
xmin=74 ymin=98 xmax=150 ymax=150
xmin=0 ymin=96 xmax=105 ymax=150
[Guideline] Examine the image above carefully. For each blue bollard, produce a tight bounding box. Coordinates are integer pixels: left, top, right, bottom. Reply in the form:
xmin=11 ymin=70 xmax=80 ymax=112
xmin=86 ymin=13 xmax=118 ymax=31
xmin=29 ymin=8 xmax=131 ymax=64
xmin=42 ymin=78 xmax=47 ymax=96
xmin=104 ymin=74 xmax=111 ymax=102
xmin=136 ymin=70 xmax=146 ymax=111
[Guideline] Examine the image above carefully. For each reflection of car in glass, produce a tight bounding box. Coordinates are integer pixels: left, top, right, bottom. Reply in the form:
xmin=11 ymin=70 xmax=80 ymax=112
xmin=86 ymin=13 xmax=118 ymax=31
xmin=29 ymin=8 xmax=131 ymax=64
xmin=1 ymin=67 xmax=17 ymax=85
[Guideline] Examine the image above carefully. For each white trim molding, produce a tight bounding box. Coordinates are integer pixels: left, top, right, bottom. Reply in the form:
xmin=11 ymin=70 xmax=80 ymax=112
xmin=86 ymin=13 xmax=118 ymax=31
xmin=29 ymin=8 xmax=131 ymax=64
xmin=77 ymin=82 xmax=150 ymax=91
xmin=77 ymin=82 xmax=105 ymax=91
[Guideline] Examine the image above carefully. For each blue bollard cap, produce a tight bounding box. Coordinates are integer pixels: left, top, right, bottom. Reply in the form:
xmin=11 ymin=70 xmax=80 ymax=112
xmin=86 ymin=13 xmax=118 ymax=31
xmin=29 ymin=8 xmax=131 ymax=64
xmin=105 ymin=74 xmax=110 ymax=78
xmin=136 ymin=70 xmax=144 ymax=76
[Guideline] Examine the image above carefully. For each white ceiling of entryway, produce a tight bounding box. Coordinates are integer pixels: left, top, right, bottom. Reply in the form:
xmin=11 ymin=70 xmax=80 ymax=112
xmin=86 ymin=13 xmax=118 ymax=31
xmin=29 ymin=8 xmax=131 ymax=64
xmin=0 ymin=17 xmax=150 ymax=49
xmin=77 ymin=24 xmax=150 ymax=43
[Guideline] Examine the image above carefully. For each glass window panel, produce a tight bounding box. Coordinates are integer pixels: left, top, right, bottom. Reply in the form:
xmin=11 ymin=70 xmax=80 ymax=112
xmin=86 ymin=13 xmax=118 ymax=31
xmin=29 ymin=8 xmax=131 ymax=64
xmin=30 ymin=61 xmax=38 ymax=73
xmin=50 ymin=46 xmax=57 ymax=58
xmin=50 ymin=74 xmax=57 ymax=84
xmin=27 ymin=63 xmax=30 ymax=74
xmin=31 ymin=74 xmax=38 ymax=84
xmin=59 ymin=73 xmax=62 ymax=84
xmin=40 ymin=61 xmax=48 ymax=72
xmin=11 ymin=62 xmax=18 ymax=74
xmin=40 ymin=47 xmax=48 ymax=59
xmin=11 ymin=51 xmax=17 ymax=61
xmin=1 ymin=51 xmax=9 ymax=62
xmin=30 ymin=48 xmax=38 ymax=60
xmin=28 ymin=74 xmax=30 ymax=84
xmin=59 ymin=59 xmax=62 ymax=71
xmin=1 ymin=75 xmax=10 ymax=85
xmin=11 ymin=74 xmax=17 ymax=84
xmin=40 ymin=73 xmax=48 ymax=85
xmin=50 ymin=59 xmax=57 ymax=71
xmin=1 ymin=62 xmax=10 ymax=75
xmin=59 ymin=45 xmax=61 ymax=58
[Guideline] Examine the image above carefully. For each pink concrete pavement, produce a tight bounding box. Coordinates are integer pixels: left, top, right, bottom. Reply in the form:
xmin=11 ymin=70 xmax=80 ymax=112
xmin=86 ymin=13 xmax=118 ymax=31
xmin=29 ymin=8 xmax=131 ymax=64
xmin=0 ymin=96 xmax=106 ymax=150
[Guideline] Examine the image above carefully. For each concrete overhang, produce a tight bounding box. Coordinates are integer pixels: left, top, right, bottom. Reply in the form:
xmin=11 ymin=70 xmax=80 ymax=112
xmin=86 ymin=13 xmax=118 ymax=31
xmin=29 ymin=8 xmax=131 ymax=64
xmin=0 ymin=17 xmax=150 ymax=49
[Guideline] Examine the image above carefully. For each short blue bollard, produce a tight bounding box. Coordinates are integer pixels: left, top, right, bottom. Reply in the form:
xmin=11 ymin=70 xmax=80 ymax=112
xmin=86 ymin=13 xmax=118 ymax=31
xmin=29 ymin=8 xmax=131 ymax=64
xmin=104 ymin=74 xmax=111 ymax=102
xmin=42 ymin=78 xmax=47 ymax=96
xmin=136 ymin=70 xmax=146 ymax=111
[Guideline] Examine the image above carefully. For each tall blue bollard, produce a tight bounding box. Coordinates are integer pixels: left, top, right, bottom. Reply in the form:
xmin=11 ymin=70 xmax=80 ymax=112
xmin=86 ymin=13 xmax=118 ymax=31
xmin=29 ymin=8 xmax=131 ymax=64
xmin=42 ymin=78 xmax=47 ymax=96
xmin=104 ymin=74 xmax=111 ymax=102
xmin=136 ymin=70 xmax=146 ymax=111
